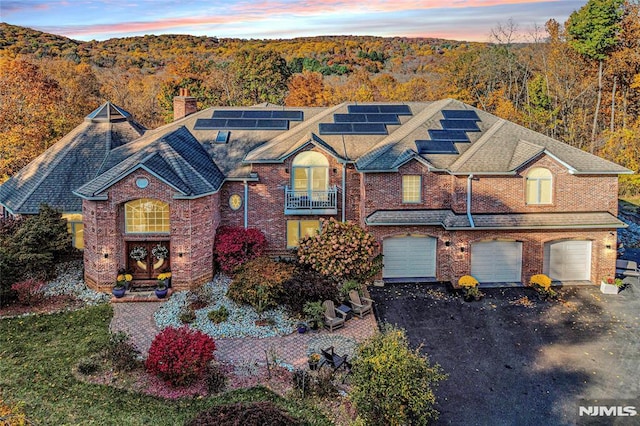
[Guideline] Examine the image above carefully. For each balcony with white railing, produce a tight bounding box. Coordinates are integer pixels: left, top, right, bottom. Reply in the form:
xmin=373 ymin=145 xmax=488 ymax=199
xmin=284 ymin=186 xmax=338 ymax=215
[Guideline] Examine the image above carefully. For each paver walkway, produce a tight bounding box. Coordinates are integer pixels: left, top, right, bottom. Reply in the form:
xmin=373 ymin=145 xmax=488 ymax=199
xmin=110 ymin=301 xmax=378 ymax=369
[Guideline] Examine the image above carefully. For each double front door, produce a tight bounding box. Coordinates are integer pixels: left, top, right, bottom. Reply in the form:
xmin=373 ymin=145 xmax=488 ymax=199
xmin=126 ymin=241 xmax=170 ymax=281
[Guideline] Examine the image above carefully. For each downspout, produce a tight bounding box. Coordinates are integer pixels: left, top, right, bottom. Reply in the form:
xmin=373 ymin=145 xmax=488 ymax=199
xmin=243 ymin=180 xmax=248 ymax=229
xmin=341 ymin=164 xmax=346 ymax=222
xmin=467 ymin=174 xmax=475 ymax=228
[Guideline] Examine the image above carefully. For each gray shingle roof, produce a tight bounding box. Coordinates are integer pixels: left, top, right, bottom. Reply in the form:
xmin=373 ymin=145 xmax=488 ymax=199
xmin=0 ymin=103 xmax=145 ymax=214
xmin=366 ymin=210 xmax=626 ymax=229
xmin=75 ymin=126 xmax=224 ymax=199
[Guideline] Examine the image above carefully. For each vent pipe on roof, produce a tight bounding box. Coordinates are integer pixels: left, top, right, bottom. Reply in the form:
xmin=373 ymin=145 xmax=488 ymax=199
xmin=173 ymin=88 xmax=197 ymax=121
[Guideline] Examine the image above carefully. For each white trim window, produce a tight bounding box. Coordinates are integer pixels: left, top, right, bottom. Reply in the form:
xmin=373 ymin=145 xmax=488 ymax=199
xmin=287 ymin=220 xmax=320 ymax=248
xmin=526 ymin=168 xmax=552 ymax=205
xmin=402 ymin=175 xmax=421 ymax=203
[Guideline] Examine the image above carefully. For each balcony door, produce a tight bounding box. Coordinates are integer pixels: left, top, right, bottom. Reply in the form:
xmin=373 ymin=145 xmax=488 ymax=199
xmin=292 ymin=151 xmax=329 ymax=198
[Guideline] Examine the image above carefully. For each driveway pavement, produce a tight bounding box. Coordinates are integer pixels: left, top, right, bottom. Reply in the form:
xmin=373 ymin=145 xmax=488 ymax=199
xmin=370 ymin=281 xmax=640 ymax=425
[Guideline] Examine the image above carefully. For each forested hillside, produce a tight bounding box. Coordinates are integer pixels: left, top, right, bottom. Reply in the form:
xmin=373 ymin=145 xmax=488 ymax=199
xmin=0 ymin=0 xmax=638 ymax=194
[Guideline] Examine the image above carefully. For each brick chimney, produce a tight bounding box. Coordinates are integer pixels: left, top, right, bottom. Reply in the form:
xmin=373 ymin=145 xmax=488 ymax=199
xmin=173 ymin=88 xmax=197 ymax=121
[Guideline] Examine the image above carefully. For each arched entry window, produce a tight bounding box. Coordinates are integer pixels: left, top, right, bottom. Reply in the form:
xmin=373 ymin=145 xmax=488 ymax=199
xmin=125 ymin=199 xmax=170 ymax=233
xmin=526 ymin=168 xmax=552 ymax=205
xmin=292 ymin=151 xmax=329 ymax=195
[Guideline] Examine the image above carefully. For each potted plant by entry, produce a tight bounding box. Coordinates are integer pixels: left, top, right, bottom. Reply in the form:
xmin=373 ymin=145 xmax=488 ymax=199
xmin=600 ymin=276 xmax=623 ymax=294
xmin=112 ymin=270 xmax=132 ymax=298
xmin=155 ymin=272 xmax=171 ymax=299
xmin=530 ymin=274 xmax=557 ymax=300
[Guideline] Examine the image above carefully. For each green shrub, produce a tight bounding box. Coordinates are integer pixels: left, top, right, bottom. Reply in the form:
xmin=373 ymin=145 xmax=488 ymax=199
xmin=179 ymin=307 xmax=196 ymax=324
xmin=297 ymin=218 xmax=381 ymax=282
xmin=207 ymin=306 xmax=229 ymax=323
xmin=339 ymin=279 xmax=361 ymax=300
xmin=77 ymin=355 xmax=102 ymax=375
xmin=292 ymin=369 xmax=312 ymax=397
xmin=205 ymin=362 xmax=228 ymax=394
xmin=185 ymin=401 xmax=301 ymax=426
xmin=350 ymin=325 xmax=447 ymax=426
xmin=6 ymin=204 xmax=72 ymax=280
xmin=227 ymin=257 xmax=295 ymax=311
xmin=107 ymin=332 xmax=140 ymax=372
xmin=278 ymin=266 xmax=338 ymax=316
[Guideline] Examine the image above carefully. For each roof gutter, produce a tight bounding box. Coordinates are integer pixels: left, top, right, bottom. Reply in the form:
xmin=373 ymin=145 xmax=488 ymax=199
xmin=446 ymin=223 xmax=628 ymax=230
xmin=467 ymin=174 xmax=475 ymax=228
xmin=569 ymin=170 xmax=635 ymax=175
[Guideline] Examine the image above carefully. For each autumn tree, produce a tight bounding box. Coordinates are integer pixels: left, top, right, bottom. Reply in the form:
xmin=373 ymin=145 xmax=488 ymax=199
xmin=566 ymin=0 xmax=625 ymax=150
xmin=232 ymin=48 xmax=290 ymax=105
xmin=285 ymin=71 xmax=326 ymax=106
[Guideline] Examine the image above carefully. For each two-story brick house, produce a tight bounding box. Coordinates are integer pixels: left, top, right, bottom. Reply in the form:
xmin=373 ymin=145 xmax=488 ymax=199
xmin=0 ymin=96 xmax=631 ymax=291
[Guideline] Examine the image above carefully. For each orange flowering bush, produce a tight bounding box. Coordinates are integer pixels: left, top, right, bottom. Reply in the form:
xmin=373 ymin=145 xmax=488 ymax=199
xmin=297 ymin=218 xmax=381 ymax=282
xmin=458 ymin=275 xmax=478 ymax=288
xmin=529 ymin=274 xmax=551 ymax=290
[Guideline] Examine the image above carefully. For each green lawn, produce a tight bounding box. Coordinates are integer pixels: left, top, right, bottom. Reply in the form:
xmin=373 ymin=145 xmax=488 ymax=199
xmin=0 ymin=304 xmax=331 ymax=425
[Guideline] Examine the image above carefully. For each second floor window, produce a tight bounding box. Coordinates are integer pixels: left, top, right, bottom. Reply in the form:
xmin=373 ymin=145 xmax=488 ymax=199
xmin=402 ymin=175 xmax=421 ymax=203
xmin=526 ymin=167 xmax=552 ymax=205
xmin=292 ymin=151 xmax=329 ymax=194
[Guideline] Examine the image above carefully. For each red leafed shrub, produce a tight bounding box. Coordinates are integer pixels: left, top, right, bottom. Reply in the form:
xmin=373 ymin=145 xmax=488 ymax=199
xmin=298 ymin=218 xmax=382 ymax=282
xmin=145 ymin=326 xmax=216 ymax=387
xmin=214 ymin=226 xmax=268 ymax=274
xmin=11 ymin=278 xmax=46 ymax=306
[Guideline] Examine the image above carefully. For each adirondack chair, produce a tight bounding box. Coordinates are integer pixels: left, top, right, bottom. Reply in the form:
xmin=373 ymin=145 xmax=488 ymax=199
xmin=616 ymin=259 xmax=640 ymax=285
xmin=320 ymin=346 xmax=351 ymax=373
xmin=348 ymin=290 xmax=373 ymax=318
xmin=322 ymin=300 xmax=346 ymax=332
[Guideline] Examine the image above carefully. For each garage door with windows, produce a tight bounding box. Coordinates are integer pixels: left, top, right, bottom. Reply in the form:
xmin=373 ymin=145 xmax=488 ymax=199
xmin=543 ymin=240 xmax=592 ymax=281
xmin=383 ymin=236 xmax=437 ymax=279
xmin=471 ymin=241 xmax=523 ymax=284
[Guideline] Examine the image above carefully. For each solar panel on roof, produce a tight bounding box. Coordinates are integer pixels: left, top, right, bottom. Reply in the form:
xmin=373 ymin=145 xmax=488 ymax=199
xmin=351 ymin=123 xmax=388 ymax=134
xmin=428 ymin=129 xmax=470 ymax=142
xmin=194 ymin=118 xmax=228 ymax=130
xmin=212 ymin=109 xmax=304 ymax=121
xmin=442 ymin=110 xmax=480 ymax=120
xmin=272 ymin=111 xmax=304 ymax=121
xmin=441 ymin=119 xmax=480 ymax=131
xmin=378 ymin=105 xmax=412 ymax=115
xmin=213 ymin=110 xmax=244 ymax=118
xmin=415 ymin=140 xmax=459 ymax=154
xmin=319 ymin=123 xmax=387 ymax=135
xmin=348 ymin=105 xmax=380 ymax=114
xmin=334 ymin=113 xmax=400 ymax=124
xmin=226 ymin=119 xmax=257 ymax=128
xmin=255 ymin=119 xmax=289 ymax=130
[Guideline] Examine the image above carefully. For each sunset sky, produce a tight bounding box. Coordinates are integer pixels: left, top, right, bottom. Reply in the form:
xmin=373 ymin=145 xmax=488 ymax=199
xmin=1 ymin=0 xmax=586 ymax=42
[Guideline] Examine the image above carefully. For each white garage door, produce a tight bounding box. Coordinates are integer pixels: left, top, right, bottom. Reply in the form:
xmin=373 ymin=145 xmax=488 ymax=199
xmin=471 ymin=241 xmax=522 ymax=284
xmin=544 ymin=240 xmax=591 ymax=281
xmin=383 ymin=236 xmax=437 ymax=279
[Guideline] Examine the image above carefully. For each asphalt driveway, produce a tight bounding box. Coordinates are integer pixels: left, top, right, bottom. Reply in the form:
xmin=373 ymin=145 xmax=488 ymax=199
xmin=370 ymin=280 xmax=640 ymax=425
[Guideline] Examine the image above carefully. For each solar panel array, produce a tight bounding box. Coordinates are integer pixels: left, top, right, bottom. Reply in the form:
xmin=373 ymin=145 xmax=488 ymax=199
xmin=441 ymin=109 xmax=480 ymax=120
xmin=415 ymin=109 xmax=482 ymax=154
xmin=319 ymin=104 xmax=411 ymax=135
xmin=194 ymin=109 xmax=304 ymax=131
xmin=415 ymin=140 xmax=459 ymax=154
xmin=319 ymin=123 xmax=388 ymax=135
xmin=348 ymin=105 xmax=412 ymax=115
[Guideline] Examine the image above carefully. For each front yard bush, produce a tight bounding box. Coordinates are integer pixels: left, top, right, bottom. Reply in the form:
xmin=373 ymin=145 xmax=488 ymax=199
xmin=10 ymin=278 xmax=45 ymax=306
xmin=185 ymin=401 xmax=301 ymax=426
xmin=145 ymin=326 xmax=216 ymax=387
xmin=297 ymin=218 xmax=381 ymax=282
xmin=350 ymin=325 xmax=447 ymax=426
xmin=227 ymin=257 xmax=295 ymax=312
xmin=214 ymin=226 xmax=267 ymax=274
xmin=278 ymin=266 xmax=339 ymax=316
xmin=107 ymin=332 xmax=140 ymax=372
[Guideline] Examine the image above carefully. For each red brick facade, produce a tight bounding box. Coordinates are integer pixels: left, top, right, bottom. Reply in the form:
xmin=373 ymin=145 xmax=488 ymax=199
xmin=84 ymin=147 xmax=620 ymax=290
xmin=83 ymin=171 xmax=219 ymax=291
